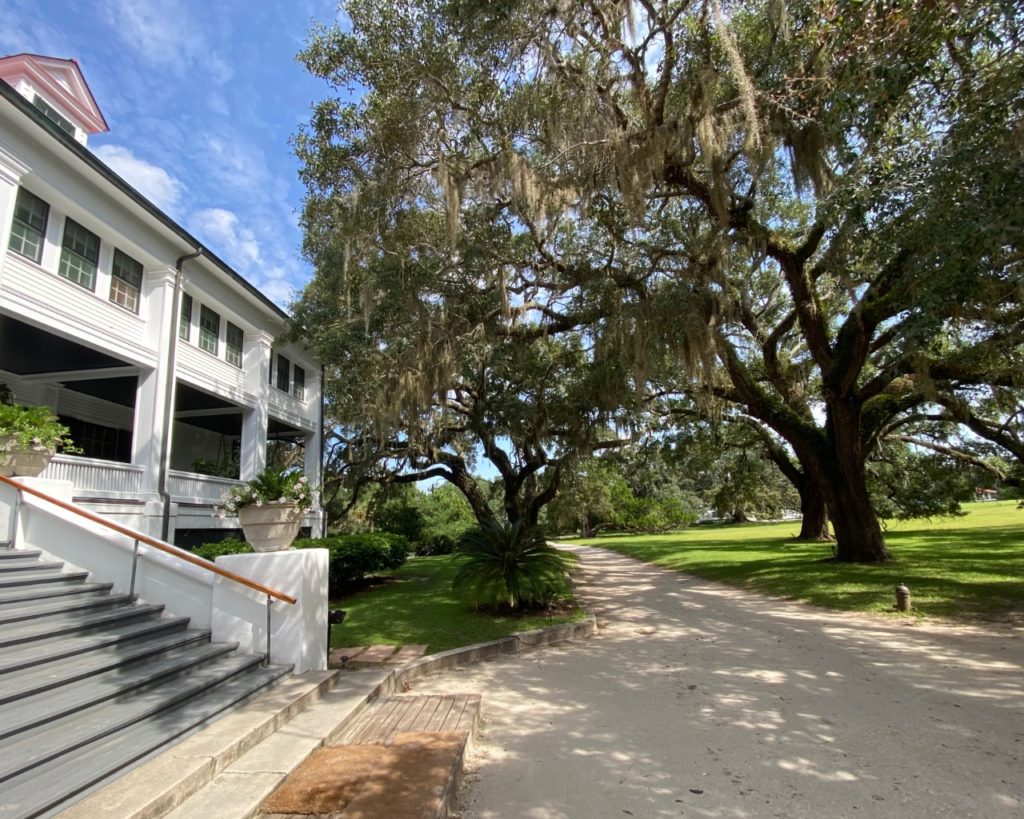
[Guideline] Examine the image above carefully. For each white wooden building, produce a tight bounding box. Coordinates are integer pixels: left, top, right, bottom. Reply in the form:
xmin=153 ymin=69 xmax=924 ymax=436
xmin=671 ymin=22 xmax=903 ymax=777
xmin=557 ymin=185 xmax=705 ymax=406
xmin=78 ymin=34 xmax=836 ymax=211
xmin=0 ymin=53 xmax=323 ymax=545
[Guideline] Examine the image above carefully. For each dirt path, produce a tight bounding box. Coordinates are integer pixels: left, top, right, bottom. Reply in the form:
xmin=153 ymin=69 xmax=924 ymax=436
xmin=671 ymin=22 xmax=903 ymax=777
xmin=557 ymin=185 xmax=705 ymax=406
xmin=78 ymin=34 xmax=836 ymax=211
xmin=416 ymin=545 xmax=1024 ymax=818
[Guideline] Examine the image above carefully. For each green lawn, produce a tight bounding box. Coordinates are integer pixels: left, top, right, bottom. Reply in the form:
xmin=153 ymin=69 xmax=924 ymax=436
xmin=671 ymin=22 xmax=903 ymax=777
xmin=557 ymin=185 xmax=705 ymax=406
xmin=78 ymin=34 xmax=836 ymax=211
xmin=329 ymin=554 xmax=586 ymax=654
xmin=570 ymin=501 xmax=1024 ymax=621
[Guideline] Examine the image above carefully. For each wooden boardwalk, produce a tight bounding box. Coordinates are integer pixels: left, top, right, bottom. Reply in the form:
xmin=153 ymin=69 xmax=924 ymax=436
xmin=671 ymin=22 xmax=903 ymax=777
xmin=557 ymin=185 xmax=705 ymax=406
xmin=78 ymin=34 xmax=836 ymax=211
xmin=333 ymin=694 xmax=480 ymax=746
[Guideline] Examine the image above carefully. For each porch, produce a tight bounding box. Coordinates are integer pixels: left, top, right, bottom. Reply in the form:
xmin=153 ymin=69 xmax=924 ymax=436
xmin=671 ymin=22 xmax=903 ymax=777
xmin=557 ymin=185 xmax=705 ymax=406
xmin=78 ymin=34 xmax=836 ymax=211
xmin=0 ymin=312 xmax=322 ymax=544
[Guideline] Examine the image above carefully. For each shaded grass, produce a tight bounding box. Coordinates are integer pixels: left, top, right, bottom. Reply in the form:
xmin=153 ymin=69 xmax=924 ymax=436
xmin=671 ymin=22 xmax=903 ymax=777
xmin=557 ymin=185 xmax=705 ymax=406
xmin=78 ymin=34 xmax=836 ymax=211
xmin=330 ymin=554 xmax=585 ymax=654
xmin=569 ymin=501 xmax=1024 ymax=621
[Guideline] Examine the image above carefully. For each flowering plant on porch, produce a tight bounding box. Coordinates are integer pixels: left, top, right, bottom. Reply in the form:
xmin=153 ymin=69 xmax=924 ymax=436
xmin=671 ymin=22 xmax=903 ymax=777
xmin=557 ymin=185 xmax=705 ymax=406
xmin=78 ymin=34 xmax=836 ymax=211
xmin=0 ymin=402 xmax=76 ymax=453
xmin=218 ymin=467 xmax=316 ymax=516
xmin=219 ymin=467 xmax=317 ymax=552
xmin=0 ymin=402 xmax=79 ymax=477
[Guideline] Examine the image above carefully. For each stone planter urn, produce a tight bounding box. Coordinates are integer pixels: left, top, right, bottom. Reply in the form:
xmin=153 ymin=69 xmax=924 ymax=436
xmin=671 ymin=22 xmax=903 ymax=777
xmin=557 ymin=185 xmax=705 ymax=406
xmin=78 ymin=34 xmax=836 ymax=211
xmin=0 ymin=443 xmax=54 ymax=478
xmin=237 ymin=503 xmax=303 ymax=552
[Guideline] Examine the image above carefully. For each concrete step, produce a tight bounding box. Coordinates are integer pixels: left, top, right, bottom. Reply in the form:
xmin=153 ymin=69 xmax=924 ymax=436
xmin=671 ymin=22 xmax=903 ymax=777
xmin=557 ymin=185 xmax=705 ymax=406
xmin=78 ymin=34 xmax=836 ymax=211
xmin=0 ymin=628 xmax=211 ymax=705
xmin=0 ymin=581 xmax=113 ymax=606
xmin=0 ymin=592 xmax=133 ymax=626
xmin=0 ymin=641 xmax=242 ymax=739
xmin=0 ymin=653 xmax=270 ymax=784
xmin=0 ymin=663 xmax=294 ymax=818
xmin=0 ymin=570 xmax=88 ymax=590
xmin=0 ymin=548 xmax=42 ymax=561
xmin=0 ymin=557 xmax=63 ymax=573
xmin=0 ymin=602 xmax=165 ymax=649
xmin=0 ymin=614 xmax=193 ymax=676
xmin=55 ymin=669 xmax=346 ymax=819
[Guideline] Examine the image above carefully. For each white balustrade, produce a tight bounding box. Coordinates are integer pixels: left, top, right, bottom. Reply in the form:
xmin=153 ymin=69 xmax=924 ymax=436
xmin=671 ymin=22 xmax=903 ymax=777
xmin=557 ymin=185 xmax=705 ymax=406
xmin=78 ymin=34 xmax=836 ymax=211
xmin=168 ymin=470 xmax=243 ymax=505
xmin=42 ymin=454 xmax=144 ymax=497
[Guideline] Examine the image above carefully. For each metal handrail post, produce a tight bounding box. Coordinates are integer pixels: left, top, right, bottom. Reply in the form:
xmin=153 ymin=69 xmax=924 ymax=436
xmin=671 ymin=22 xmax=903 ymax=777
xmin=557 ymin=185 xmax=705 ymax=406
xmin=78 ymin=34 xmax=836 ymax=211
xmin=264 ymin=595 xmax=272 ymax=667
xmin=8 ymin=489 xmax=22 ymax=549
xmin=129 ymin=539 xmax=141 ymax=599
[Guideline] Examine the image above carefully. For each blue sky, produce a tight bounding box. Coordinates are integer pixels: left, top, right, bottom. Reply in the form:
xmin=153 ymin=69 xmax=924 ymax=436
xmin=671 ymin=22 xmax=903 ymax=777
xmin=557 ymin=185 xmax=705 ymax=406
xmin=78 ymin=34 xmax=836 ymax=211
xmin=1 ymin=0 xmax=343 ymax=308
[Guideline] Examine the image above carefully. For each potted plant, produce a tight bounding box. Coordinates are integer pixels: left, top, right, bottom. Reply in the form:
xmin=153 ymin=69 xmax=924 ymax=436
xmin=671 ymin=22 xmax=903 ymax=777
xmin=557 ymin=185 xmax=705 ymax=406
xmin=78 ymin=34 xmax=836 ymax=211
xmin=0 ymin=402 xmax=78 ymax=478
xmin=219 ymin=467 xmax=316 ymax=552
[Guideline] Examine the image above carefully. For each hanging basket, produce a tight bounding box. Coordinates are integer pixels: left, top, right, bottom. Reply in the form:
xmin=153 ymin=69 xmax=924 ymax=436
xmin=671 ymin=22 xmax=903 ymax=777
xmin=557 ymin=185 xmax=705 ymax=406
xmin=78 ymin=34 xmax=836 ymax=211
xmin=237 ymin=503 xmax=303 ymax=552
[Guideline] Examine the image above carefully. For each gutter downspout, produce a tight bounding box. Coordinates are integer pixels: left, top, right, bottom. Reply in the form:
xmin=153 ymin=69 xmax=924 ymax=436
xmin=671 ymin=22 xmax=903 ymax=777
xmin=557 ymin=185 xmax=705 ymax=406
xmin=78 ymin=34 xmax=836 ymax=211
xmin=319 ymin=363 xmax=326 ymax=537
xmin=160 ymin=248 xmax=204 ymax=542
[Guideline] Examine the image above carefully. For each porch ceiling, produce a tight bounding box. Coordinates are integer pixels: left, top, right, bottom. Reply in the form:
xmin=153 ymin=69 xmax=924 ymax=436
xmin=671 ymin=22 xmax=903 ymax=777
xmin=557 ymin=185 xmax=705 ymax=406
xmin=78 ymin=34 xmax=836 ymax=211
xmin=0 ymin=315 xmax=128 ymax=374
xmin=63 ymin=377 xmax=138 ymax=407
xmin=268 ymin=418 xmax=305 ymax=440
xmin=175 ymin=383 xmax=242 ymax=434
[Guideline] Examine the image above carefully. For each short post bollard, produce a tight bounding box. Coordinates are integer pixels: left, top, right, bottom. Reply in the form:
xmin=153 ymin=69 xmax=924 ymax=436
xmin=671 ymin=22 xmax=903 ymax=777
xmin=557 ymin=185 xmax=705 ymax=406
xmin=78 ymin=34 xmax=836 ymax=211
xmin=326 ymin=609 xmax=347 ymax=665
xmin=895 ymin=583 xmax=911 ymax=611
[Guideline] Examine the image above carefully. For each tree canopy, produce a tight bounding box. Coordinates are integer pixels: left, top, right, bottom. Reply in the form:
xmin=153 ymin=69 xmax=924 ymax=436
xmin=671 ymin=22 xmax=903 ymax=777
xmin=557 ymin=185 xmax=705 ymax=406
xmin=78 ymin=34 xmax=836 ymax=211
xmin=295 ymin=0 xmax=1024 ymax=560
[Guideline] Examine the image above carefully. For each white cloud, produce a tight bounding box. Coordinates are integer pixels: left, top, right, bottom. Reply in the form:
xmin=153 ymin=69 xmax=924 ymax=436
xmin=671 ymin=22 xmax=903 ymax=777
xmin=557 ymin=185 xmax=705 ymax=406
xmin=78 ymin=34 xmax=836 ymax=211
xmin=257 ymin=275 xmax=297 ymax=310
xmin=187 ymin=207 xmax=262 ymax=268
xmin=97 ymin=0 xmax=234 ymax=84
xmin=201 ymin=133 xmax=274 ymax=198
xmin=92 ymin=144 xmax=184 ymax=215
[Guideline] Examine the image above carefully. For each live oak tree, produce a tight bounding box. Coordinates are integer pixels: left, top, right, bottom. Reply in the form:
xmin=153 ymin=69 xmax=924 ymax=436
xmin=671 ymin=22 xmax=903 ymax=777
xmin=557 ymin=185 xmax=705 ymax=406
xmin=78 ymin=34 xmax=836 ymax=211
xmin=290 ymin=205 xmax=634 ymax=526
xmin=297 ymin=0 xmax=1023 ymax=561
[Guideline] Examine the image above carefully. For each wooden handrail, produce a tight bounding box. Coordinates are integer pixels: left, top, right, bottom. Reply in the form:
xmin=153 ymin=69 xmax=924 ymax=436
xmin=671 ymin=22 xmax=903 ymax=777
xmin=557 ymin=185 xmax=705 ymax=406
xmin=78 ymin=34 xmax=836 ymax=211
xmin=0 ymin=474 xmax=296 ymax=605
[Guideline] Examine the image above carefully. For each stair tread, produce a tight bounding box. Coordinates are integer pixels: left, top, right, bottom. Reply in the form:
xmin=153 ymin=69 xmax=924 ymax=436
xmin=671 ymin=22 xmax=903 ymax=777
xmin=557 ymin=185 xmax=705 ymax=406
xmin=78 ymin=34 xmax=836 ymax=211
xmin=0 ymin=581 xmax=113 ymax=605
xmin=0 ymin=663 xmax=291 ymax=819
xmin=0 ymin=628 xmax=212 ymax=704
xmin=0 ymin=614 xmax=192 ymax=675
xmin=0 ymin=558 xmax=63 ymax=572
xmin=0 ymin=548 xmax=42 ymax=559
xmin=0 ymin=570 xmax=88 ymax=588
xmin=0 ymin=653 xmax=274 ymax=782
xmin=0 ymin=602 xmax=165 ymax=648
xmin=0 ymin=641 xmax=240 ymax=739
xmin=0 ymin=593 xmax=131 ymax=625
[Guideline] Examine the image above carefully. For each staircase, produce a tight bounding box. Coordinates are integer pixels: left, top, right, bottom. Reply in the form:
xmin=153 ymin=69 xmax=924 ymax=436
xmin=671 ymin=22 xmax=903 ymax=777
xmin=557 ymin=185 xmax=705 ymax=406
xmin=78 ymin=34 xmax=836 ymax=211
xmin=0 ymin=544 xmax=292 ymax=819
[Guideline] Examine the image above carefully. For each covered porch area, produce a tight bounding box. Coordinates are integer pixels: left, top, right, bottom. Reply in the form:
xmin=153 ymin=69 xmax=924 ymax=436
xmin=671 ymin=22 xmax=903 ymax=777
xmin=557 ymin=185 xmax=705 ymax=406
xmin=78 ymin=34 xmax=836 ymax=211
xmin=0 ymin=313 xmax=321 ymax=543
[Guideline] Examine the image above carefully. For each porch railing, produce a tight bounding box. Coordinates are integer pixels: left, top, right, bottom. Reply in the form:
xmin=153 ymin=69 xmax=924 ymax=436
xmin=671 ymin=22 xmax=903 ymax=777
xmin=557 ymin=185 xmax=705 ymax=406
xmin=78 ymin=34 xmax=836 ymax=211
xmin=0 ymin=474 xmax=295 ymax=665
xmin=168 ymin=470 xmax=243 ymax=505
xmin=42 ymin=455 xmax=144 ymax=496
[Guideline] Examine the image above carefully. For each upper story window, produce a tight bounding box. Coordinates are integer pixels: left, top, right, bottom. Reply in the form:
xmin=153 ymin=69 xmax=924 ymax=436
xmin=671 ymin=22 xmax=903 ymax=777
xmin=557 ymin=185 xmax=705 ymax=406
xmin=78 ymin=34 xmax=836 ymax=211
xmin=225 ymin=322 xmax=243 ymax=368
xmin=275 ymin=353 xmax=291 ymax=392
xmin=9 ymin=188 xmax=49 ymax=263
xmin=293 ymin=365 xmax=305 ymax=400
xmin=199 ymin=305 xmax=220 ymax=355
xmin=110 ymin=249 xmax=143 ymax=313
xmin=32 ymin=94 xmax=76 ymax=137
xmin=58 ymin=218 xmax=100 ymax=290
xmin=179 ymin=293 xmax=193 ymax=340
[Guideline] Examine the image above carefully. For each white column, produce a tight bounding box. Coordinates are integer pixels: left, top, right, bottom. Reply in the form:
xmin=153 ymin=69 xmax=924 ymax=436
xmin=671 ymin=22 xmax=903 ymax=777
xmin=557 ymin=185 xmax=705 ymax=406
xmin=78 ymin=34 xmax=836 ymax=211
xmin=240 ymin=330 xmax=272 ymax=480
xmin=0 ymin=147 xmax=29 ymax=286
xmin=132 ymin=267 xmax=177 ymax=536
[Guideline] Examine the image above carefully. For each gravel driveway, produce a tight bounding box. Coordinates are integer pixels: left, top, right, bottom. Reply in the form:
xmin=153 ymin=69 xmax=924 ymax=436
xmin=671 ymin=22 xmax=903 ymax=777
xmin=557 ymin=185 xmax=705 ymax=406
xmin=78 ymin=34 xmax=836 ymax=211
xmin=416 ymin=545 xmax=1024 ymax=818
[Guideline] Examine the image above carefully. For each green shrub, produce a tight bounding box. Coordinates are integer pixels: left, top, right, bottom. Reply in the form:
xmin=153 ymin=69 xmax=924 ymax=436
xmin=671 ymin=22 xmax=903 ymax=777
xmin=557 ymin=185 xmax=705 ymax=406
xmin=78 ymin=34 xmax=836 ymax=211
xmin=415 ymin=533 xmax=457 ymax=556
xmin=193 ymin=538 xmax=251 ymax=561
xmin=193 ymin=534 xmax=410 ymax=598
xmin=295 ymin=534 xmax=409 ymax=597
xmin=452 ymin=520 xmax=574 ymax=611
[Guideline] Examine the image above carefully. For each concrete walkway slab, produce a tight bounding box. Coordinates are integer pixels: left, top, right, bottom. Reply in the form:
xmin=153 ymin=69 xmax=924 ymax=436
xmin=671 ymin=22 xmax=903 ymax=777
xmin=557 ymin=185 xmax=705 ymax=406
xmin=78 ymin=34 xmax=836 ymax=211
xmin=415 ymin=545 xmax=1024 ymax=819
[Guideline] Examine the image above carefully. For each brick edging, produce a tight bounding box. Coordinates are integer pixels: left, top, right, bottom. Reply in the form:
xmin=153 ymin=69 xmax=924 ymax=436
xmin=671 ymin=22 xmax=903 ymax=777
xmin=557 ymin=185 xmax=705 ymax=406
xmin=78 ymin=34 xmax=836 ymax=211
xmin=365 ymin=615 xmax=598 ymax=698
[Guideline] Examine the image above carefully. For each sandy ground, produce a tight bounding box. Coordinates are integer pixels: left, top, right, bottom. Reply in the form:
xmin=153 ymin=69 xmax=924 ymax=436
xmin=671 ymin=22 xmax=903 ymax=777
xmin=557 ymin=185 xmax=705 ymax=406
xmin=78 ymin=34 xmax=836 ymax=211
xmin=414 ymin=545 xmax=1024 ymax=819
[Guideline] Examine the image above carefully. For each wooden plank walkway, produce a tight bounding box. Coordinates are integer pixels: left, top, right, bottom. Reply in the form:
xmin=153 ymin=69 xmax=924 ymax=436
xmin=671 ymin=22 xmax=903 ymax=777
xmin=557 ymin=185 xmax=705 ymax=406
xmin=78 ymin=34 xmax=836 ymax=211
xmin=332 ymin=694 xmax=480 ymax=746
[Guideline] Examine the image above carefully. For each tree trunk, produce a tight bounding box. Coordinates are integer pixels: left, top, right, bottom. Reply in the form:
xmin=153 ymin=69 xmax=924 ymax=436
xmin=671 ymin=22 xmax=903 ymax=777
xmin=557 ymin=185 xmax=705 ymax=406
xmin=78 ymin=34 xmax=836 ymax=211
xmin=821 ymin=400 xmax=891 ymax=563
xmin=796 ymin=479 xmax=831 ymax=541
xmin=445 ymin=468 xmax=496 ymax=527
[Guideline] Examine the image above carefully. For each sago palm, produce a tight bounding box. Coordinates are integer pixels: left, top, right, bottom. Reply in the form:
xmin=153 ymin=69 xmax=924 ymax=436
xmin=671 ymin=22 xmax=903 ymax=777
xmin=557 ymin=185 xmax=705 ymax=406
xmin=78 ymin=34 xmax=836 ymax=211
xmin=452 ymin=519 xmax=574 ymax=611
